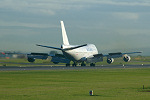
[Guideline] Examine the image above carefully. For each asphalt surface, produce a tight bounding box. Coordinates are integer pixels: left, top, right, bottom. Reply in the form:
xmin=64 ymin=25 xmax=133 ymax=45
xmin=0 ymin=64 xmax=150 ymax=71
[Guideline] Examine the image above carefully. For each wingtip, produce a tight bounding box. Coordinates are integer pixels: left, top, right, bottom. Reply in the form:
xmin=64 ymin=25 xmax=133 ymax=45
xmin=136 ymin=51 xmax=143 ymax=53
xmin=36 ymin=44 xmax=40 ymax=46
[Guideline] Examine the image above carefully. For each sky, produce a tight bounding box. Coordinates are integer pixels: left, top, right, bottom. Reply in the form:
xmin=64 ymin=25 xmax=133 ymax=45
xmin=0 ymin=0 xmax=150 ymax=55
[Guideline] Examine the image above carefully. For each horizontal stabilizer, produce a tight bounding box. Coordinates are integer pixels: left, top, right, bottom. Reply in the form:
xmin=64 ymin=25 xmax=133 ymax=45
xmin=63 ymin=44 xmax=87 ymax=51
xmin=36 ymin=44 xmax=62 ymax=50
xmin=36 ymin=44 xmax=87 ymax=51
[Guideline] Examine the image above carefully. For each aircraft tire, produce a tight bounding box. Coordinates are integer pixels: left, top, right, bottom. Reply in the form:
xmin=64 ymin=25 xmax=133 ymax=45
xmin=90 ymin=63 xmax=95 ymax=67
xmin=66 ymin=63 xmax=70 ymax=67
xmin=81 ymin=63 xmax=86 ymax=66
xmin=72 ymin=64 xmax=77 ymax=67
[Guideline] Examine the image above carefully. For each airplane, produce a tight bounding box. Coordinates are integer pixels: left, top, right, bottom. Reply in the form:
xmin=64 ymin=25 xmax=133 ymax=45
xmin=29 ymin=21 xmax=141 ymax=66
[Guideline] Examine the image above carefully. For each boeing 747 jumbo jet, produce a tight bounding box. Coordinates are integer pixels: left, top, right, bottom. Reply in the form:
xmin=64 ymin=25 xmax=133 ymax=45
xmin=28 ymin=21 xmax=141 ymax=66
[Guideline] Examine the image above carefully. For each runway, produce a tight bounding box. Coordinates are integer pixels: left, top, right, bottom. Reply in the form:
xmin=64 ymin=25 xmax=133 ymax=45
xmin=0 ymin=64 xmax=150 ymax=71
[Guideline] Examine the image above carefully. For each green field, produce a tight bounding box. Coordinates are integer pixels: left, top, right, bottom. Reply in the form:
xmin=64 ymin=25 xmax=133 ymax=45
xmin=0 ymin=68 xmax=150 ymax=100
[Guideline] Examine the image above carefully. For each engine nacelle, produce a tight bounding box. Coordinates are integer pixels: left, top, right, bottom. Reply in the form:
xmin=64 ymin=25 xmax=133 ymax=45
xmin=27 ymin=57 xmax=35 ymax=63
xmin=51 ymin=56 xmax=70 ymax=64
xmin=107 ymin=58 xmax=114 ymax=64
xmin=123 ymin=55 xmax=131 ymax=62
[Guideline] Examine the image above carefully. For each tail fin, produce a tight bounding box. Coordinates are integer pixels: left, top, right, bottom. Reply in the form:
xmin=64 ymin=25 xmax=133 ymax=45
xmin=60 ymin=21 xmax=70 ymax=45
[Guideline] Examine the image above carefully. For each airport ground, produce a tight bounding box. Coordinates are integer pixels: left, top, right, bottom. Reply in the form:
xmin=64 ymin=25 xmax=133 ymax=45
xmin=0 ymin=57 xmax=150 ymax=100
xmin=0 ymin=68 xmax=150 ymax=100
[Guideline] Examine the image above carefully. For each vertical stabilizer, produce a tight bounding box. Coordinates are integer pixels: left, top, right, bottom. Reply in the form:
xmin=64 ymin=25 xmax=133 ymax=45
xmin=60 ymin=21 xmax=70 ymax=45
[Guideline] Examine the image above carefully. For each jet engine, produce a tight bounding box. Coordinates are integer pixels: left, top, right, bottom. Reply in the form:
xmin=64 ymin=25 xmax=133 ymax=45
xmin=123 ymin=55 xmax=131 ymax=62
xmin=107 ymin=58 xmax=114 ymax=64
xmin=27 ymin=58 xmax=35 ymax=63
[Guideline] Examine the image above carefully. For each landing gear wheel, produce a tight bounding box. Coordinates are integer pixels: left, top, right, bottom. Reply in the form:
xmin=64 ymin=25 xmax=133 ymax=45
xmin=72 ymin=63 xmax=77 ymax=67
xmin=66 ymin=63 xmax=70 ymax=67
xmin=90 ymin=63 xmax=95 ymax=67
xmin=81 ymin=63 xmax=86 ymax=66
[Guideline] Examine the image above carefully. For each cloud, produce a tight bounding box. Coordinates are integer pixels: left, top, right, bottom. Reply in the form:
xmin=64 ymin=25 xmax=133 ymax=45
xmin=0 ymin=0 xmax=55 ymax=15
xmin=116 ymin=28 xmax=150 ymax=35
xmin=0 ymin=20 xmax=58 ymax=29
xmin=0 ymin=0 xmax=86 ymax=16
xmin=88 ymin=0 xmax=150 ymax=6
xmin=112 ymin=12 xmax=139 ymax=20
xmin=0 ymin=0 xmax=150 ymax=16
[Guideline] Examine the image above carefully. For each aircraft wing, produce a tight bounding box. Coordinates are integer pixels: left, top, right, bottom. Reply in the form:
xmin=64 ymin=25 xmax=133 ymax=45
xmin=36 ymin=44 xmax=87 ymax=51
xmin=36 ymin=44 xmax=62 ymax=50
xmin=93 ymin=53 xmax=103 ymax=57
xmin=63 ymin=44 xmax=87 ymax=51
xmin=88 ymin=51 xmax=142 ymax=64
xmin=93 ymin=51 xmax=142 ymax=58
xmin=27 ymin=52 xmax=71 ymax=64
xmin=107 ymin=51 xmax=142 ymax=58
xmin=122 ymin=52 xmax=142 ymax=55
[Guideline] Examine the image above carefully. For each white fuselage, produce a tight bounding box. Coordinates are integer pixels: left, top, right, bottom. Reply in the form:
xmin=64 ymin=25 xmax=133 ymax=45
xmin=62 ymin=44 xmax=98 ymax=62
xmin=36 ymin=21 xmax=141 ymax=65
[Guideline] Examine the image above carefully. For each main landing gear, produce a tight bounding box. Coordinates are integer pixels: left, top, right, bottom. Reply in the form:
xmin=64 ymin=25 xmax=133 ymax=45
xmin=66 ymin=62 xmax=86 ymax=67
xmin=66 ymin=63 xmax=70 ymax=67
xmin=66 ymin=63 xmax=77 ymax=67
xmin=72 ymin=63 xmax=77 ymax=67
xmin=90 ymin=63 xmax=95 ymax=67
xmin=65 ymin=62 xmax=95 ymax=67
xmin=81 ymin=62 xmax=86 ymax=66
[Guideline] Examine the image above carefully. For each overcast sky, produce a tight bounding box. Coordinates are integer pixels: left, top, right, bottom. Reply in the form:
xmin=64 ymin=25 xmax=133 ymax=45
xmin=0 ymin=0 xmax=150 ymax=55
